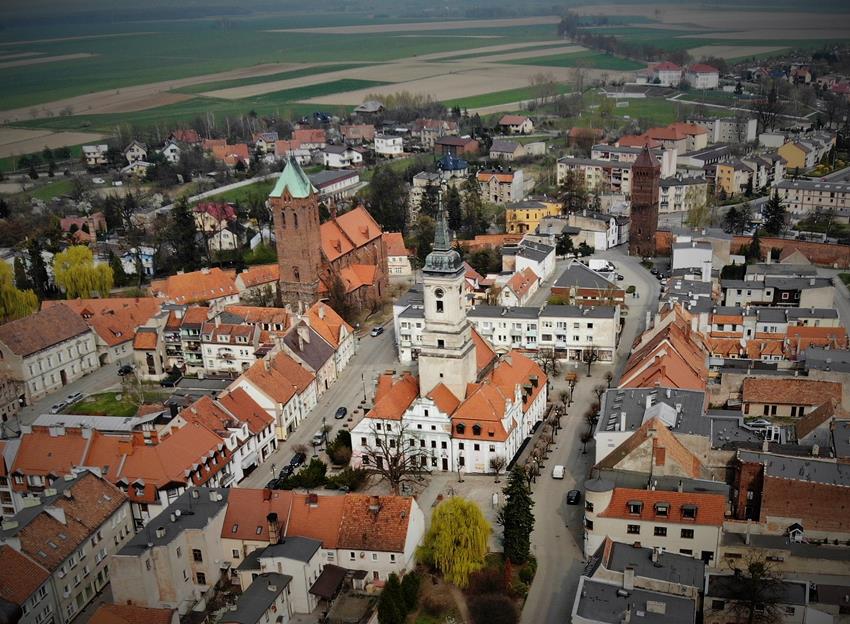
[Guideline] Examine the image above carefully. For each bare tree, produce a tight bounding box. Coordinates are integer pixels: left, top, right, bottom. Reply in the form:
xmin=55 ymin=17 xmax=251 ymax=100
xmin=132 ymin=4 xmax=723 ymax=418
xmin=580 ymin=427 xmax=594 ymax=454
xmin=359 ymin=421 xmax=430 ymax=495
xmin=604 ymin=371 xmax=614 ymax=388
xmin=712 ymin=553 xmax=784 ymax=624
xmin=537 ymin=347 xmax=560 ymax=377
xmin=490 ymin=456 xmax=507 ymax=482
xmin=593 ymin=384 xmax=606 ymax=402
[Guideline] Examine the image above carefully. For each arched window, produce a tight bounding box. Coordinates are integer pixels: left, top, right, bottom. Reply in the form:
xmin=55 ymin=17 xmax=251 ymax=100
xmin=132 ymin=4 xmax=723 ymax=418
xmin=456 ymin=423 xmax=465 ymax=434
xmin=281 ymin=211 xmax=286 ymax=228
xmin=293 ymin=266 xmax=300 ymax=281
xmin=472 ymin=424 xmax=481 ymax=436
xmin=293 ymin=211 xmax=299 ymax=228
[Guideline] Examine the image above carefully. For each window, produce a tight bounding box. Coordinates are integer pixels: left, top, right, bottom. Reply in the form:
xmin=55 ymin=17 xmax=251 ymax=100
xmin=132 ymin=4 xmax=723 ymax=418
xmin=232 ymin=549 xmax=240 ymax=559
xmin=654 ymin=526 xmax=667 ymax=537
xmin=390 ymin=554 xmax=396 ymax=563
xmin=472 ymin=424 xmax=481 ymax=436
xmin=585 ymin=519 xmax=593 ymax=530
xmin=585 ymin=501 xmax=594 ymax=513
xmin=192 ymin=549 xmax=203 ymax=562
xmin=436 ymin=301 xmax=444 ymax=313
xmin=473 ymin=443 xmax=480 ymax=451
xmin=349 ymin=552 xmax=356 ymax=561
xmin=626 ymin=525 xmax=640 ymax=535
xmin=680 ymin=529 xmax=694 ymax=539
xmin=710 ymin=600 xmax=726 ymax=610
xmin=627 ymin=501 xmax=643 ymax=515
xmin=654 ymin=503 xmax=669 ymax=517
xmin=183 ymin=569 xmax=189 ymax=582
xmin=681 ymin=505 xmax=697 ymax=520
xmin=458 ymin=442 xmax=464 ymax=450
xmin=196 ymin=572 xmax=207 ymax=585
xmin=437 ymin=339 xmax=445 ymax=349
xmin=679 ymin=548 xmax=692 ymax=555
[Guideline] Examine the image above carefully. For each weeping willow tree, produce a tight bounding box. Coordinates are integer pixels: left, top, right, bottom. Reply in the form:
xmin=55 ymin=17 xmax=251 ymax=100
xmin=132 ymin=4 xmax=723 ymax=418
xmin=0 ymin=261 xmax=38 ymax=323
xmin=53 ymin=246 xmax=113 ymax=299
xmin=417 ymin=497 xmax=490 ymax=588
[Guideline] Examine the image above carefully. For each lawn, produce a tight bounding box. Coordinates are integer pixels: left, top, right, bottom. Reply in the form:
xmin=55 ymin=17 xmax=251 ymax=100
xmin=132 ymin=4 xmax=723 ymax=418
xmin=507 ymin=50 xmax=645 ymax=71
xmin=838 ymin=273 xmax=850 ymax=287
xmin=69 ymin=392 xmax=139 ymax=417
xmin=205 ymin=178 xmax=276 ymax=203
xmin=444 ymin=84 xmax=572 ymax=109
xmin=24 ymin=177 xmax=75 ymax=201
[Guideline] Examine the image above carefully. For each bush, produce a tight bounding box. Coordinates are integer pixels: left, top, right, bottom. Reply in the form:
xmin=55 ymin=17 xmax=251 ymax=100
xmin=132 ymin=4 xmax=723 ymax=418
xmin=509 ymin=580 xmax=528 ymax=599
xmin=400 ymin=572 xmax=421 ymax=612
xmin=625 ymin=285 xmax=636 ymax=294
xmin=327 ymin=467 xmax=368 ymax=491
xmin=326 ymin=430 xmax=353 ymax=465
xmin=278 ymin=458 xmax=327 ymax=489
xmin=468 ymin=594 xmax=518 ymax=624
xmin=518 ymin=565 xmax=534 ymax=584
xmin=422 ymin=593 xmax=452 ymax=616
xmin=466 ymin=567 xmax=507 ymax=596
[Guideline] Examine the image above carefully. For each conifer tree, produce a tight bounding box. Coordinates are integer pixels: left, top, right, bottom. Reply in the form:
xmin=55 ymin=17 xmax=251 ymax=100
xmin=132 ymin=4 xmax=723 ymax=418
xmin=497 ymin=466 xmax=535 ymax=564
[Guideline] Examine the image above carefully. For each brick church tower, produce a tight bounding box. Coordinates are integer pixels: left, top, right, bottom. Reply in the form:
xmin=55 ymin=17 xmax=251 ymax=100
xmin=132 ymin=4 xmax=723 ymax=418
xmin=629 ymin=146 xmax=661 ymax=258
xmin=269 ymin=158 xmax=323 ymax=312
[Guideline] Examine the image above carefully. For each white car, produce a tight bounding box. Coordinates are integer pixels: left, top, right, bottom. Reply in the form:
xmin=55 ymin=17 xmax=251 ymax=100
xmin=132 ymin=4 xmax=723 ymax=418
xmin=92 ymin=177 xmax=105 ymax=184
xmin=49 ymin=401 xmax=68 ymax=414
xmin=552 ymin=465 xmax=565 ymax=479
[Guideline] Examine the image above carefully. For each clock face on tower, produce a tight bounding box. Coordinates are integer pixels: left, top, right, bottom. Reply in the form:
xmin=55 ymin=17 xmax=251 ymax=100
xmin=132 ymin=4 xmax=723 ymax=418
xmin=434 ymin=288 xmax=444 ymax=299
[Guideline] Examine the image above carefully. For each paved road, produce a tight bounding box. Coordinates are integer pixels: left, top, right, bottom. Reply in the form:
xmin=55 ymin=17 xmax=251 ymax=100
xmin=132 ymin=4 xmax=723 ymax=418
xmin=238 ymin=324 xmax=403 ymax=489
xmin=520 ymin=246 xmax=659 ymax=624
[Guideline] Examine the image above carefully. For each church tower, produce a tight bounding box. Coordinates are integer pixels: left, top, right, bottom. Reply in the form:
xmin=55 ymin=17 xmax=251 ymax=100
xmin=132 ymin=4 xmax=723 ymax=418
xmin=417 ymin=205 xmax=477 ymax=400
xmin=629 ymin=145 xmax=661 ymax=258
xmin=269 ymin=158 xmax=323 ymax=312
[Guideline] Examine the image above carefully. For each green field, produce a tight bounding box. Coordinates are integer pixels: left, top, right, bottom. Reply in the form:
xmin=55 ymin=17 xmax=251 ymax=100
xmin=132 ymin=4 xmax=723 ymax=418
xmin=25 ymin=178 xmax=76 ymax=201
xmin=507 ymin=50 xmax=645 ymax=71
xmin=205 ymin=178 xmax=276 ymax=203
xmin=174 ymin=63 xmax=370 ymax=95
xmin=444 ymin=84 xmax=572 ymax=110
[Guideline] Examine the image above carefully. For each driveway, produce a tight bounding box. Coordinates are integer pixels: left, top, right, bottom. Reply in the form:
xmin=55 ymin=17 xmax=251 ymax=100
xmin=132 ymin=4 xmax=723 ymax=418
xmin=520 ymin=246 xmax=659 ymax=624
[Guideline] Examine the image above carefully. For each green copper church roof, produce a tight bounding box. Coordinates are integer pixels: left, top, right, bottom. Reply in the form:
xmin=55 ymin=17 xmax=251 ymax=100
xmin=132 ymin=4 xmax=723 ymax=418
xmin=269 ymin=157 xmax=317 ymax=199
xmin=423 ymin=207 xmax=463 ymax=275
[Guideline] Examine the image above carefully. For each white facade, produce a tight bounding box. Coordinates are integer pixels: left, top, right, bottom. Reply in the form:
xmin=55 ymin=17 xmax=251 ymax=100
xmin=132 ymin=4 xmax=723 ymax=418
xmin=374 ymin=135 xmax=403 ymax=158
xmin=658 ymin=178 xmax=708 ymax=216
xmin=228 ymin=372 xmax=318 ymax=440
xmin=200 ymin=324 xmax=260 ymax=374
xmin=671 ymin=239 xmax=713 ymax=281
xmin=321 ymin=147 xmax=363 ymax=169
xmin=685 ymin=69 xmax=719 ymax=89
xmin=388 ymin=253 xmax=412 ymax=276
xmin=121 ymin=246 xmax=156 ymax=276
xmin=159 ymin=141 xmax=181 ymax=164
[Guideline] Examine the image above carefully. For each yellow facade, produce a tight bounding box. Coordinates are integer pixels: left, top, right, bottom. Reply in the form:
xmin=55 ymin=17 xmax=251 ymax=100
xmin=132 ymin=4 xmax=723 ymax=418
xmin=505 ymin=200 xmax=561 ymax=234
xmin=777 ymin=142 xmax=807 ymax=170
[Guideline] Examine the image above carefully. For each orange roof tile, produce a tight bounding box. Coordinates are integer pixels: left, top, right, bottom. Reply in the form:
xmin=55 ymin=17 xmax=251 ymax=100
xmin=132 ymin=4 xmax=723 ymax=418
xmin=617 ymin=134 xmax=663 ymax=149
xmin=338 ymin=495 xmax=413 ymax=552
xmin=366 ymin=372 xmax=418 ymax=421
xmin=477 ymin=171 xmax=515 ymax=183
xmin=382 ymin=232 xmax=411 ymax=257
xmin=150 ymin=268 xmax=237 ymax=304
xmin=785 ymin=326 xmax=848 ymax=357
xmin=339 ymin=263 xmax=377 ymax=293
xmin=795 ymin=398 xmax=847 ymax=440
xmin=90 ymin=604 xmax=176 ymax=624
xmin=489 ymin=351 xmax=546 ymax=408
xmin=224 ymin=305 xmax=289 ymax=329
xmin=427 ymin=383 xmax=461 ymax=415
xmin=241 ymin=351 xmax=316 ymax=404
xmin=307 ymin=302 xmax=352 ymax=349
xmin=742 ymin=377 xmax=842 ymax=407
xmin=292 ymin=128 xmax=326 ymax=144
xmin=744 ymin=339 xmax=784 ymax=359
xmin=452 ymin=383 xmax=512 ymax=441
xmin=0 ymin=303 xmax=91 ymax=357
xmin=505 ymin=267 xmax=538 ymax=300
xmin=0 ymin=545 xmax=49 ymax=604
xmin=712 ymin=314 xmax=742 ymax=325
xmin=218 ymin=387 xmax=273 ymax=435
xmin=472 ymin=329 xmax=497 ymax=374
xmin=499 ymin=115 xmax=530 ymax=126
xmin=598 ymin=487 xmax=726 ymax=526
xmin=133 ymin=330 xmax=158 ymax=350
xmin=237 ymin=263 xmax=279 ymax=289
xmin=321 ymin=206 xmax=383 ymax=263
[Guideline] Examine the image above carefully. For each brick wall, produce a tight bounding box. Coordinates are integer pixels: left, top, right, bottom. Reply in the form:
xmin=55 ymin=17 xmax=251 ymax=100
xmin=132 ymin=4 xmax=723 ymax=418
xmin=761 ymin=476 xmax=850 ymax=535
xmin=731 ymin=236 xmax=850 ymax=268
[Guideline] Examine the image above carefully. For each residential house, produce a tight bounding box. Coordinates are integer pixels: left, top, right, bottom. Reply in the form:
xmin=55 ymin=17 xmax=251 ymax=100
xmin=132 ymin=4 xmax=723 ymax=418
xmin=340 ymin=124 xmax=375 ymax=144
xmin=583 ymin=477 xmax=726 ymax=562
xmin=60 ymin=213 xmax=106 ymax=238
xmin=353 ymin=100 xmax=383 ymax=115
xmin=0 ymin=304 xmax=99 ymax=404
xmin=0 ymin=545 xmax=57 ymax=624
xmin=650 ymin=61 xmax=682 ymax=86
xmin=150 ymin=268 xmax=239 ymax=309
xmin=308 ymin=169 xmax=361 ymax=203
xmin=306 ymin=302 xmax=355 ymax=375
xmin=714 ymin=160 xmax=753 ymax=197
xmin=550 ymin=261 xmax=625 ymax=307
xmin=704 ymin=575 xmax=816 ymax=624
xmin=537 ymin=304 xmax=619 ymax=361
xmin=229 ymin=352 xmax=318 ymax=439
xmin=571 ymin=574 xmax=697 ymax=624
xmin=133 ymin=326 xmax=166 ymax=381
xmin=684 ymin=63 xmax=719 ymax=89
xmin=498 ymin=115 xmax=533 ymax=134
xmin=194 ymin=202 xmax=248 ymax=253
xmin=433 ymin=136 xmax=478 ymax=156
xmin=477 ymin=169 xmax=524 ymax=204
xmin=283 ymin=323 xmax=337 ymax=394
xmin=671 ymin=239 xmax=713 ymax=280
xmin=374 ymin=134 xmax=403 ymax=158
xmin=741 ymin=377 xmax=842 ymax=418
xmin=200 ymin=320 xmax=261 ymax=374
xmin=224 ymin=573 xmax=293 ymax=624
xmin=774 ymin=178 xmax=850 ymax=218
xmin=505 ymin=199 xmax=560 ymax=235
xmin=383 ymin=232 xmax=412 ymax=277
xmin=121 ymin=160 xmax=151 ymax=178
xmin=778 ymin=141 xmax=816 ymax=171
xmin=82 ymin=145 xmax=108 ymax=168
xmin=90 ymin=604 xmax=178 ymax=624
xmin=658 ymin=177 xmax=708 ymax=217
xmin=557 ymin=156 xmax=633 ymax=196
xmin=210 ymin=143 xmax=250 ymax=168
xmin=564 ymin=210 xmax=629 ymax=251
xmin=502 ymin=239 xmax=556 ymax=280
xmin=233 ymin=539 xmax=319 ymax=616
xmin=0 ymin=472 xmax=132 ymax=624
xmin=158 ymin=140 xmax=181 ymax=164
xmin=498 ymin=267 xmax=539 ymax=307
xmin=620 ymin=123 xmax=708 ymax=153
xmin=467 ymin=307 xmax=540 ymax=353
xmin=223 ymin=305 xmax=290 ymax=335
xmin=109 ymin=489 xmax=230 ymax=614
xmin=235 ymin=264 xmax=280 ymax=303
xmin=688 ymin=116 xmax=758 ymax=144
xmin=169 ymin=129 xmax=201 ymax=145
xmin=413 ymin=118 xmax=458 ymax=149
xmin=124 ymin=140 xmax=148 ymax=165
xmin=275 ymin=140 xmax=311 ymax=165
xmin=291 ymin=129 xmax=326 ymax=150
xmin=489 ymin=140 xmax=526 ymax=161
xmin=252 ymin=132 xmax=279 ymax=154
xmin=120 ymin=246 xmax=156 ymax=277
xmin=321 ymin=144 xmax=363 ymax=169
xmin=0 ymin=376 xmax=22 ymax=431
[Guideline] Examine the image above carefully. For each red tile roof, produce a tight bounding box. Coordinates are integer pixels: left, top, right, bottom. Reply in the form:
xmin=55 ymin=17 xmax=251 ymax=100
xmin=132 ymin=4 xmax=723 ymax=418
xmin=150 ymin=268 xmax=238 ymax=304
xmin=307 ymin=302 xmax=352 ymax=350
xmin=44 ymin=297 xmax=162 ymax=347
xmin=505 ymin=267 xmax=538 ymax=300
xmin=427 ymin=383 xmax=461 ymax=415
xmin=382 ymin=232 xmax=411 ymax=257
xmin=499 ymin=115 xmax=530 ymax=126
xmin=598 ymin=487 xmax=726 ymax=526
xmin=133 ymin=331 xmax=158 ymax=350
xmin=0 ymin=303 xmax=92 ymax=357
xmin=237 ymin=264 xmax=279 ymax=289
xmin=742 ymin=377 xmax=842 ymax=407
xmin=0 ymin=545 xmax=49 ymax=604
xmin=653 ymin=61 xmax=681 ymax=72
xmin=321 ymin=206 xmax=383 ymax=263
xmin=366 ymin=372 xmax=419 ymax=421
xmin=688 ymin=63 xmax=718 ymax=74
xmin=338 ymin=495 xmax=413 ymax=552
xmin=240 ymin=351 xmax=316 ymax=404
xmin=218 ymin=387 xmax=273 ymax=435
xmin=194 ymin=202 xmax=236 ymax=223
xmin=224 ymin=305 xmax=289 ymax=329
xmin=90 ymin=604 xmax=176 ymax=624
xmin=292 ymin=128 xmax=326 ymax=144
xmin=339 ymin=263 xmax=377 ymax=293
xmin=472 ymin=329 xmax=497 ymax=374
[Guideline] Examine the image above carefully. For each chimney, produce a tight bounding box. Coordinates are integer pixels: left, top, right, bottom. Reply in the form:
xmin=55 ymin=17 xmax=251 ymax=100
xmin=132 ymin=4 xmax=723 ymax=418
xmin=264 ymin=357 xmax=271 ymax=372
xmin=645 ymin=395 xmax=653 ymax=409
xmin=651 ymin=547 xmax=660 ymax=564
xmin=677 ymin=480 xmax=683 ymax=493
xmin=214 ymin=315 xmax=220 ymax=327
xmin=620 ymin=411 xmax=626 ymax=431
xmin=155 ymin=526 xmax=166 ymax=539
xmin=745 ymin=519 xmax=752 ymax=545
xmin=623 ymin=566 xmax=635 ymax=591
xmin=318 ymin=305 xmax=325 ymax=320
xmin=267 ymin=512 xmax=280 ymax=544
xmin=812 ymin=444 xmax=819 ymax=457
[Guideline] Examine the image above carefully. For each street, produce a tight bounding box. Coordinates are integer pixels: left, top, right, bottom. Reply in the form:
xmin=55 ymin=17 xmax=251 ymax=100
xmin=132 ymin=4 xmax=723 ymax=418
xmin=520 ymin=247 xmax=660 ymax=624
xmin=238 ymin=322 xmax=403 ymax=489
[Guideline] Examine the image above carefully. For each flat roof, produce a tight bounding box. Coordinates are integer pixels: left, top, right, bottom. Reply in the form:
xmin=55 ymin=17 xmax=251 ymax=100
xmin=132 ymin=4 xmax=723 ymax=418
xmin=598 ymin=387 xmax=706 ymax=435
xmin=574 ymin=577 xmax=696 ymax=624
xmin=468 ymin=306 xmax=539 ymax=320
xmin=738 ymin=450 xmax=850 ymax=487
xmin=707 ymin=574 xmax=807 ymax=606
xmin=607 ymin=542 xmax=705 ymax=589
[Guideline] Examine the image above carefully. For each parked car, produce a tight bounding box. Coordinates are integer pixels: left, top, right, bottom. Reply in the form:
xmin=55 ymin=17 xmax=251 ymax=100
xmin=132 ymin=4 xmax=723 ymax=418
xmin=747 ymin=418 xmax=772 ymax=428
xmin=552 ymin=465 xmax=565 ymax=479
xmin=66 ymin=392 xmax=83 ymax=404
xmin=566 ymin=490 xmax=581 ymax=505
xmin=650 ymin=267 xmax=659 ymax=275
xmin=334 ymin=406 xmax=348 ymax=420
xmin=370 ymin=326 xmax=384 ymax=337
xmin=117 ymin=364 xmax=134 ymax=376
xmin=311 ymin=431 xmax=325 ymax=446
xmin=49 ymin=401 xmax=68 ymax=414
xmin=279 ymin=464 xmax=294 ymax=478
xmin=616 ymin=273 xmax=624 ymax=281
xmin=290 ymin=452 xmax=307 ymax=467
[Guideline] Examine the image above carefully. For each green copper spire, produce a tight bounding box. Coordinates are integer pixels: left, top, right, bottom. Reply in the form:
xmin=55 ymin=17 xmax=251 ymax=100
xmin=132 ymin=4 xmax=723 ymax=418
xmin=269 ymin=156 xmax=317 ymax=199
xmin=423 ymin=196 xmax=462 ymax=275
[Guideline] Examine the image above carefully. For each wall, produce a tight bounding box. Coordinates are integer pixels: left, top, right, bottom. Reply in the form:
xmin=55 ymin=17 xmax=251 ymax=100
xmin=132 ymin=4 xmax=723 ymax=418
xmin=730 ymin=236 xmax=850 ymax=268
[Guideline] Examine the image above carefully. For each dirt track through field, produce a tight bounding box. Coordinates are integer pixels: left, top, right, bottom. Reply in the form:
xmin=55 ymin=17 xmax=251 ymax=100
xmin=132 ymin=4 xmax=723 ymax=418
xmin=267 ymin=16 xmax=561 ymax=34
xmin=0 ymin=53 xmax=95 ymax=69
xmin=1 ymin=32 xmax=159 ymax=46
xmin=0 ymin=127 xmax=107 ymax=158
xmin=0 ymin=52 xmax=42 ymax=61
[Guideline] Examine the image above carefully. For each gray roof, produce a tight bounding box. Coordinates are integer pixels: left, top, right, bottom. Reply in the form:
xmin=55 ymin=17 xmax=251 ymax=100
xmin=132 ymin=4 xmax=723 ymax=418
xmin=558 ymin=156 xmax=633 ymax=169
xmin=737 ymin=450 xmax=850 ymax=487
xmin=721 ymin=279 xmax=761 ymax=290
xmin=661 ymin=176 xmax=707 ymax=188
xmin=707 ymin=574 xmax=807 ymax=606
xmin=804 ymin=346 xmax=850 ymax=373
xmin=261 ymin=536 xmax=322 ymax=563
xmin=283 ymin=324 xmax=335 ymax=370
xmin=33 ymin=411 xmax=168 ymax=432
xmin=672 ymin=240 xmax=712 ymax=251
xmin=765 ymin=276 xmax=832 ymax=290
xmin=776 ymin=178 xmax=850 ymax=193
xmin=598 ymin=387 xmax=707 ymax=435
xmin=309 ymin=169 xmax=358 ymax=187
xmin=574 ymin=578 xmax=696 ymax=624
xmin=721 ymin=532 xmax=850 ymax=562
xmin=606 ymin=542 xmax=705 ymax=589
xmin=746 ymin=263 xmax=818 ymax=278
xmin=490 ymin=140 xmax=521 ymax=153
xmin=396 ymin=285 xmax=424 ymax=308
xmin=236 ymin=548 xmax=263 ymax=572
xmin=468 ymin=306 xmax=539 ymax=320
xmin=515 ymin=241 xmax=553 ymax=262
xmin=554 ymin=261 xmax=619 ymax=291
xmin=832 ymin=421 xmax=850 ymax=459
xmin=119 ymin=488 xmax=229 ymax=555
xmin=541 ymin=304 xmax=617 ymax=319
xmin=664 ymin=279 xmax=712 ymax=299
xmin=785 ymin=307 xmax=838 ymax=320
xmin=594 ymin=469 xmax=730 ymax=496
xmin=668 ymin=226 xmax=731 ymax=241
xmin=756 ymin=307 xmax=787 ymax=323
xmin=706 ymin=411 xmax=765 ymax=449
xmin=223 ymin=573 xmax=292 ymax=624
xmin=0 ymin=471 xmax=100 ymax=537
xmin=399 ymin=306 xmax=425 ymax=320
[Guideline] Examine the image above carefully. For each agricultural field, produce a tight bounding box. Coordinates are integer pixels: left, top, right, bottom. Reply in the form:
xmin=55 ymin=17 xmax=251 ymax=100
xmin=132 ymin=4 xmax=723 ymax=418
xmin=507 ymin=50 xmax=645 ymax=71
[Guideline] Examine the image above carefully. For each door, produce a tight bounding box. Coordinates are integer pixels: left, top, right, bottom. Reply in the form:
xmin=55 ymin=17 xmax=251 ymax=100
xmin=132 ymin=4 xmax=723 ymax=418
xmin=442 ymin=458 xmax=449 ymax=471
xmin=60 ymin=369 xmax=68 ymax=386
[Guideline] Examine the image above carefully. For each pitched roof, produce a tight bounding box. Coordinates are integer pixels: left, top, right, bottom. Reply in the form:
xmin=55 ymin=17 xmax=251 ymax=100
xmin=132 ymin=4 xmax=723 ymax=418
xmin=795 ymin=398 xmax=847 ymax=440
xmin=43 ymin=297 xmax=162 ymax=347
xmin=270 ymin=157 xmax=317 ymax=199
xmin=490 ymin=140 xmax=521 ymax=153
xmin=427 ymin=383 xmax=461 ymax=415
xmin=292 ymin=128 xmax=326 ymax=144
xmin=598 ymin=487 xmax=726 ymax=526
xmin=150 ymin=268 xmax=238 ymax=304
xmin=653 ymin=61 xmax=681 ymax=72
xmin=237 ymin=263 xmax=279 ymax=289
xmin=241 ymin=351 xmax=316 ymax=404
xmin=321 ymin=205 xmax=383 ymax=262
xmin=194 ymin=202 xmax=236 ymax=222
xmin=472 ymin=329 xmax=497 ymax=374
xmin=688 ymin=63 xmax=718 ymax=74
xmin=382 ymin=232 xmax=411 ymax=257
xmin=217 ymin=387 xmax=273 ymax=435
xmin=338 ymin=263 xmax=377 ymax=293
xmin=306 ymin=302 xmax=352 ymax=350
xmin=366 ymin=372 xmax=419 ymax=421
xmin=224 ymin=305 xmax=289 ymax=329
xmin=284 ymin=323 xmax=335 ymax=370
xmin=499 ymin=115 xmax=530 ymax=125
xmin=505 ymin=267 xmax=538 ymax=300
xmin=742 ymin=377 xmax=842 ymax=406
xmin=0 ymin=303 xmax=91 ymax=357
xmin=0 ymin=545 xmax=49 ymax=604
xmin=90 ymin=604 xmax=176 ymax=624
xmin=133 ymin=328 xmax=159 ymax=350
xmin=338 ymin=495 xmax=413 ymax=552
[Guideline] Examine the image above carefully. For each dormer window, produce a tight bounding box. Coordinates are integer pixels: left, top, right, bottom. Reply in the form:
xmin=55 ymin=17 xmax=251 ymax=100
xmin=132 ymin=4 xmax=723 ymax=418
xmin=682 ymin=505 xmax=697 ymax=520
xmin=472 ymin=424 xmax=481 ymax=436
xmin=456 ymin=423 xmax=466 ymax=434
xmin=627 ymin=501 xmax=643 ymax=515
xmin=654 ymin=502 xmax=670 ymax=517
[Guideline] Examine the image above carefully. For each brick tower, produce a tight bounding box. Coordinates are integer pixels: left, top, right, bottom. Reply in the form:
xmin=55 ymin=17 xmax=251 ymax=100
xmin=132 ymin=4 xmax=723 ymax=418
xmin=269 ymin=157 xmax=323 ymax=312
xmin=629 ymin=146 xmax=661 ymax=258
